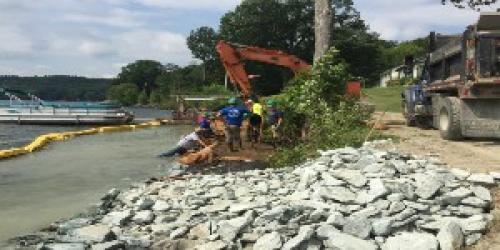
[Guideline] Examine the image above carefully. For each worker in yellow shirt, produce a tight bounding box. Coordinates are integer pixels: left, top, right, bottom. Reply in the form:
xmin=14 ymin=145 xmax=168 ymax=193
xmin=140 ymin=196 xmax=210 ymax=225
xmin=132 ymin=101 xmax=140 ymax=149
xmin=246 ymin=98 xmax=264 ymax=146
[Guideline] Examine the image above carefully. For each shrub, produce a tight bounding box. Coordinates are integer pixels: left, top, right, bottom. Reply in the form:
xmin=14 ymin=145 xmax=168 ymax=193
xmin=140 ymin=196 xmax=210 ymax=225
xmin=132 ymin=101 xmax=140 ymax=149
xmin=268 ymin=48 xmax=377 ymax=168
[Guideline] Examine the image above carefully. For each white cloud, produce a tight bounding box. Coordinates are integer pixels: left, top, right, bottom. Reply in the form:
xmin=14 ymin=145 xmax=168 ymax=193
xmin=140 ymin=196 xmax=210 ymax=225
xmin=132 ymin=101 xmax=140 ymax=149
xmin=138 ymin=0 xmax=240 ymax=10
xmin=0 ymin=27 xmax=34 ymax=58
xmin=63 ymin=8 xmax=144 ymax=28
xmin=77 ymin=40 xmax=116 ymax=57
xmin=117 ymin=30 xmax=192 ymax=63
xmin=355 ymin=0 xmax=500 ymax=41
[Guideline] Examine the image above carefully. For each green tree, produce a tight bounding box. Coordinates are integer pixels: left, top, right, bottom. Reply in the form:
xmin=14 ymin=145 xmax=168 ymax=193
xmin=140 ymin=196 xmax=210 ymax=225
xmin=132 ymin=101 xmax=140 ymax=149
xmin=149 ymin=91 xmax=162 ymax=106
xmin=187 ymin=27 xmax=225 ymax=84
xmin=137 ymin=89 xmax=148 ymax=105
xmin=106 ymin=83 xmax=139 ymax=106
xmin=177 ymin=64 xmax=206 ymax=93
xmin=115 ymin=60 xmax=165 ymax=96
xmin=382 ymin=38 xmax=428 ymax=68
xmin=0 ymin=75 xmax=110 ymax=101
xmin=333 ymin=27 xmax=393 ymax=85
xmin=187 ymin=27 xmax=219 ymax=62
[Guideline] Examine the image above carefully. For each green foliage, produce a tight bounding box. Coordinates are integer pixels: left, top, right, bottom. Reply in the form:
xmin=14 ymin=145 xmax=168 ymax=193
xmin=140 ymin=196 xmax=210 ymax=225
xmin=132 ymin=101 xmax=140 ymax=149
xmin=382 ymin=38 xmax=428 ymax=68
xmin=149 ymin=91 xmax=162 ymax=106
xmin=137 ymin=89 xmax=148 ymax=105
xmin=194 ymin=84 xmax=232 ymax=95
xmin=115 ymin=60 xmax=165 ymax=96
xmin=106 ymin=83 xmax=139 ymax=106
xmin=333 ymin=27 xmax=393 ymax=86
xmin=0 ymin=75 xmax=110 ymax=101
xmin=110 ymin=57 xmax=230 ymax=107
xmin=186 ymin=27 xmax=225 ymax=84
xmin=187 ymin=27 xmax=220 ymax=62
xmin=269 ymin=48 xmax=375 ymax=167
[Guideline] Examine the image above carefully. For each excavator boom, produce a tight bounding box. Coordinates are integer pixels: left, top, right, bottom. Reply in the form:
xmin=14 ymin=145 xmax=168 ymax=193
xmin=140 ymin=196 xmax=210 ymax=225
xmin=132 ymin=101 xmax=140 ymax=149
xmin=216 ymin=40 xmax=310 ymax=96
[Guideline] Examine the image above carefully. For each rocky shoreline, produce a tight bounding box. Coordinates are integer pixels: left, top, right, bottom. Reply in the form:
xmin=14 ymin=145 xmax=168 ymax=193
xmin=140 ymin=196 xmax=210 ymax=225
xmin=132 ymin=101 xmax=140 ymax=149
xmin=9 ymin=140 xmax=500 ymax=250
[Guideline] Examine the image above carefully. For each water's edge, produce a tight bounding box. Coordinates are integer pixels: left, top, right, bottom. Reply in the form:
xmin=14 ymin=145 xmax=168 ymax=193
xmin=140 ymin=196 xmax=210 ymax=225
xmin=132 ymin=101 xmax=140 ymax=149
xmin=0 ymin=125 xmax=192 ymax=245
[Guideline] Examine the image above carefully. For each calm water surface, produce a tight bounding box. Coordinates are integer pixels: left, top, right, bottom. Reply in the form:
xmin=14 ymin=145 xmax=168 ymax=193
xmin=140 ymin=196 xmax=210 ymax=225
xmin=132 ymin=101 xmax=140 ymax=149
xmin=0 ymin=109 xmax=189 ymax=245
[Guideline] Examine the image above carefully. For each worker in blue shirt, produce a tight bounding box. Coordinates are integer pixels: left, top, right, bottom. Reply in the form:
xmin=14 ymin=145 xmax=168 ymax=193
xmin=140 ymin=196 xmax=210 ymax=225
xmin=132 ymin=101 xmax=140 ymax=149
xmin=218 ymin=97 xmax=250 ymax=151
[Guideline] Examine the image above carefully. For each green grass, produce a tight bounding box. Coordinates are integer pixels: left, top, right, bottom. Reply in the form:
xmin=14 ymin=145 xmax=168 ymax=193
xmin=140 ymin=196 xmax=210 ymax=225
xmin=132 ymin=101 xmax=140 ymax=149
xmin=362 ymin=85 xmax=406 ymax=113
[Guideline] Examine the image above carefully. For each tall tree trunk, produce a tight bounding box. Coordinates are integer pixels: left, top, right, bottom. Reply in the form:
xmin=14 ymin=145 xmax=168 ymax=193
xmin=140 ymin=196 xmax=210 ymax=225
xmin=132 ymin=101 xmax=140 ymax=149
xmin=314 ymin=0 xmax=332 ymax=61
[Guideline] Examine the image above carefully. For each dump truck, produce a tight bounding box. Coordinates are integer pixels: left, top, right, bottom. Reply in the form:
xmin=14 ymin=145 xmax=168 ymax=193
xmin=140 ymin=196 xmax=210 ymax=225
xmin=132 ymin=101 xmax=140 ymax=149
xmin=402 ymin=12 xmax=500 ymax=140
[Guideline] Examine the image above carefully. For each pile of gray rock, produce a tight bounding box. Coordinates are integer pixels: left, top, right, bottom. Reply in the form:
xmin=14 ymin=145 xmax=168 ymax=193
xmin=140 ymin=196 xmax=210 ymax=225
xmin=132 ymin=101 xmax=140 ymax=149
xmin=22 ymin=141 xmax=500 ymax=249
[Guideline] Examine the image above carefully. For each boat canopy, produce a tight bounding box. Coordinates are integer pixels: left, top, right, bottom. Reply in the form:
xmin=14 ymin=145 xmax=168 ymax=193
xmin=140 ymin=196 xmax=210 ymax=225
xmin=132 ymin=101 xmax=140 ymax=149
xmin=1 ymin=88 xmax=122 ymax=109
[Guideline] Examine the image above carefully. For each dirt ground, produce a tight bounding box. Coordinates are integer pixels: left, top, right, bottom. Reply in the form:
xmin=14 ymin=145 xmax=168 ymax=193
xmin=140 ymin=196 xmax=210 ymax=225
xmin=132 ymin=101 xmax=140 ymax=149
xmin=176 ymin=120 xmax=275 ymax=176
xmin=378 ymin=112 xmax=500 ymax=249
xmin=210 ymin=119 xmax=276 ymax=162
xmin=376 ymin=112 xmax=500 ymax=173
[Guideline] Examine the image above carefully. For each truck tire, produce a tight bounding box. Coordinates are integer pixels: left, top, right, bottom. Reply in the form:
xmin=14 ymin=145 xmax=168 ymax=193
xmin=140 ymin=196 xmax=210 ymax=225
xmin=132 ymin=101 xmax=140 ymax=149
xmin=403 ymin=102 xmax=416 ymax=127
xmin=438 ymin=97 xmax=462 ymax=140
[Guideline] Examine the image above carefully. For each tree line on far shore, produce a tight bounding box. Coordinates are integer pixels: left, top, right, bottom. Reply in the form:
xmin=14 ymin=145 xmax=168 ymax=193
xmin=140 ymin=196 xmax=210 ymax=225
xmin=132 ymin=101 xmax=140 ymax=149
xmin=0 ymin=75 xmax=111 ymax=101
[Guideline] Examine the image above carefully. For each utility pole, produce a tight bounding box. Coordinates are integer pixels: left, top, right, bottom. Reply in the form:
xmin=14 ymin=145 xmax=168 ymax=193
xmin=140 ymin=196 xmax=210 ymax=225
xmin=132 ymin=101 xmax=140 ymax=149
xmin=314 ymin=0 xmax=332 ymax=61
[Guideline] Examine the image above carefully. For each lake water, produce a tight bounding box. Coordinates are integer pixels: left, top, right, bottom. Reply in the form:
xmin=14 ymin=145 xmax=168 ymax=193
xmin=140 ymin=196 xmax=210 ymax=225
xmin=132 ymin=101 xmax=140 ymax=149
xmin=0 ymin=108 xmax=190 ymax=245
xmin=0 ymin=107 xmax=172 ymax=150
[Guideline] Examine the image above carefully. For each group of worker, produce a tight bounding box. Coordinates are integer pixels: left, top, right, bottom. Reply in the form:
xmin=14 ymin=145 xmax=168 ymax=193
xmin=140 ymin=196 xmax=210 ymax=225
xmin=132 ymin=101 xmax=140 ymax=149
xmin=221 ymin=96 xmax=283 ymax=151
xmin=159 ymin=96 xmax=283 ymax=159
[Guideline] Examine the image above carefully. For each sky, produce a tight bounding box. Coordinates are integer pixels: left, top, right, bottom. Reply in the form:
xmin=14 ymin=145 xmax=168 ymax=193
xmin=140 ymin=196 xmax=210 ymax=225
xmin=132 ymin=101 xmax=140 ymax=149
xmin=0 ymin=0 xmax=498 ymax=78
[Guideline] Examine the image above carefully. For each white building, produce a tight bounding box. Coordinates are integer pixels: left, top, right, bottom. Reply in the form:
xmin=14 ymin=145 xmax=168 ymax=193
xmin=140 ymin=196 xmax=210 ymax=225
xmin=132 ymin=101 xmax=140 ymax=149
xmin=379 ymin=63 xmax=423 ymax=87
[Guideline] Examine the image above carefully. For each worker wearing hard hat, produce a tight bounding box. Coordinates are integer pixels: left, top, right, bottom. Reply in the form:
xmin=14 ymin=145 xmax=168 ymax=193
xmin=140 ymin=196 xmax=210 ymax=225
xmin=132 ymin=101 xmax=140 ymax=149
xmin=198 ymin=111 xmax=215 ymax=139
xmin=218 ymin=97 xmax=250 ymax=152
xmin=266 ymin=99 xmax=283 ymax=148
xmin=246 ymin=98 xmax=264 ymax=146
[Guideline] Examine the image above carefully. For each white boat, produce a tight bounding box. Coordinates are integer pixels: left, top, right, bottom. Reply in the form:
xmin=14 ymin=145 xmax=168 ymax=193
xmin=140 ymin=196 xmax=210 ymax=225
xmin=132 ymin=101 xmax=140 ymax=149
xmin=0 ymin=88 xmax=134 ymax=125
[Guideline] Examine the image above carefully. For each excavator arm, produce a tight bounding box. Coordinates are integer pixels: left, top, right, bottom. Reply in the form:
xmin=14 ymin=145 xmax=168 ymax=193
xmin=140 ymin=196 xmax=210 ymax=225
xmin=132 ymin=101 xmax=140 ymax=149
xmin=216 ymin=40 xmax=311 ymax=96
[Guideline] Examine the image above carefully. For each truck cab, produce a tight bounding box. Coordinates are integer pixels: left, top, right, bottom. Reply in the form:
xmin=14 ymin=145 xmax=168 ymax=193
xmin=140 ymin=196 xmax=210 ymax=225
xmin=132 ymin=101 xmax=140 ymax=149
xmin=403 ymin=12 xmax=500 ymax=140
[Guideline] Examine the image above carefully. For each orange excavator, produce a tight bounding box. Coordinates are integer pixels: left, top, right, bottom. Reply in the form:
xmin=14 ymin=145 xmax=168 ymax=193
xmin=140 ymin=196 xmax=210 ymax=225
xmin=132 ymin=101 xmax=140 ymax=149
xmin=216 ymin=40 xmax=311 ymax=97
xmin=216 ymin=40 xmax=361 ymax=98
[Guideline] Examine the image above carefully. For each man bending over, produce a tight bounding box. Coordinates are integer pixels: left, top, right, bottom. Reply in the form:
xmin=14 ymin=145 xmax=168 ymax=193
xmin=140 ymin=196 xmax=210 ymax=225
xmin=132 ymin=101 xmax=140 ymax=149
xmin=158 ymin=129 xmax=208 ymax=157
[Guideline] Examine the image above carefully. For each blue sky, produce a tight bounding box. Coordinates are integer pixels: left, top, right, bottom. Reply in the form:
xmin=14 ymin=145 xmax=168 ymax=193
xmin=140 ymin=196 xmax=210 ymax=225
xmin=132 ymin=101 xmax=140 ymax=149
xmin=0 ymin=0 xmax=498 ymax=77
